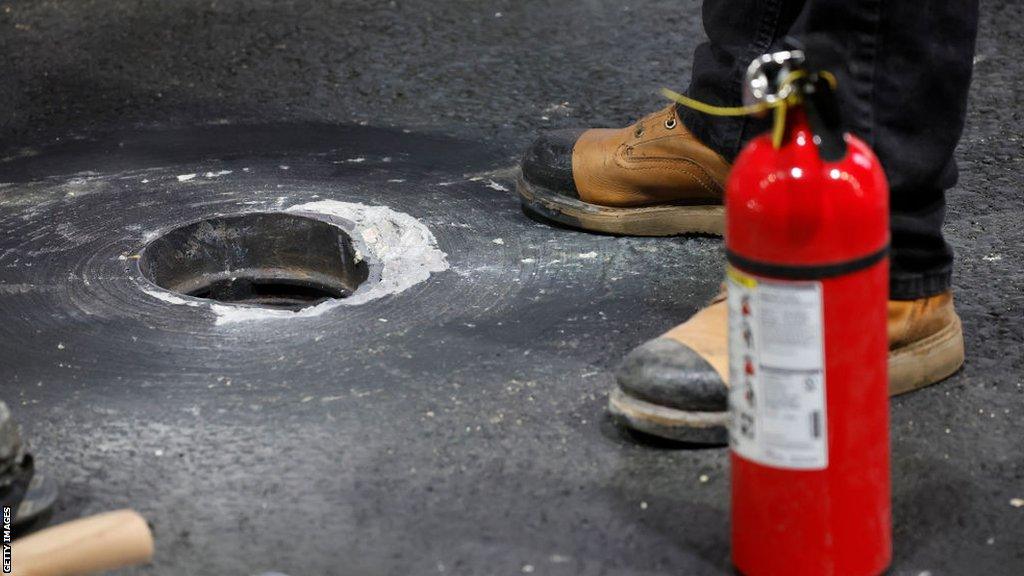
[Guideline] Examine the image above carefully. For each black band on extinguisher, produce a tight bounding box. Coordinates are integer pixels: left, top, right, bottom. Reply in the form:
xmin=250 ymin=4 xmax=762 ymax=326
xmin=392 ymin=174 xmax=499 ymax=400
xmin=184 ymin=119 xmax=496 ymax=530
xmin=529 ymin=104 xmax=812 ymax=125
xmin=726 ymin=244 xmax=889 ymax=280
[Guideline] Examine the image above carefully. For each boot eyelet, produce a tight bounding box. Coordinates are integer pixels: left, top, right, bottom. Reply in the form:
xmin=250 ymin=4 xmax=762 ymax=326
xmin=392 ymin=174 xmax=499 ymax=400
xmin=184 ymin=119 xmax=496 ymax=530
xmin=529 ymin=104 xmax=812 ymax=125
xmin=664 ymin=118 xmax=678 ymax=130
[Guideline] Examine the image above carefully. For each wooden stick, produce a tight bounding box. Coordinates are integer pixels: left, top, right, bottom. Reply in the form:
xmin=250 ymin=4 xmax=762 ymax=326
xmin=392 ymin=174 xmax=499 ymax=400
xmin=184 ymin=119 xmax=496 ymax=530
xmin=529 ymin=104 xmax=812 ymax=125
xmin=11 ymin=509 xmax=153 ymax=576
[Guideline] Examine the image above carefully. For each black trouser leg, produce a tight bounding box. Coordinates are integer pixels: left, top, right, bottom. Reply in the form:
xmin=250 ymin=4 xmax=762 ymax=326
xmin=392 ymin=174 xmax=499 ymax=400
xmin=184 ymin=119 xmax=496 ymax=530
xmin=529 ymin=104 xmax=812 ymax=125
xmin=680 ymin=0 xmax=806 ymax=161
xmin=683 ymin=0 xmax=979 ymax=299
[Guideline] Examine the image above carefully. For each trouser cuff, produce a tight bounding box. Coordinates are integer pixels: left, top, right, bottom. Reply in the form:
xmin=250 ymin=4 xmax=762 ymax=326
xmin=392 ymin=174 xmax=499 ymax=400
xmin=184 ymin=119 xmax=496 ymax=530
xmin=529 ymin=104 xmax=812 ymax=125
xmin=890 ymin=270 xmax=952 ymax=300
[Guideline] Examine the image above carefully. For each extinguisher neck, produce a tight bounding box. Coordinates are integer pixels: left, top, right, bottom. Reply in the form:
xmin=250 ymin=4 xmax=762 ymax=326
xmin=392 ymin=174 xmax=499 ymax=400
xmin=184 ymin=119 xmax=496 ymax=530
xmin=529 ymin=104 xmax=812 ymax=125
xmin=781 ymin=105 xmax=811 ymax=145
xmin=780 ymin=103 xmax=847 ymax=163
xmin=786 ymin=105 xmax=809 ymax=128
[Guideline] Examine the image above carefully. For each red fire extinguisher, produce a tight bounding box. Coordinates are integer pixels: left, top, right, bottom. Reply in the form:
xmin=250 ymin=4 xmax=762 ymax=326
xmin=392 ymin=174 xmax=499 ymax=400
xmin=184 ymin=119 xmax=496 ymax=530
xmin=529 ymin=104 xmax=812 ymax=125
xmin=726 ymin=50 xmax=891 ymax=575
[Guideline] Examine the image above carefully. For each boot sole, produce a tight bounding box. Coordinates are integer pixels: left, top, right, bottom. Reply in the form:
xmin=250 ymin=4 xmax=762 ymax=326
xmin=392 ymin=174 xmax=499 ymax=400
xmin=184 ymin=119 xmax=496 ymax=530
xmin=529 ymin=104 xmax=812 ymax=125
xmin=517 ymin=174 xmax=724 ymax=236
xmin=889 ymin=313 xmax=965 ymax=395
xmin=609 ymin=314 xmax=966 ymax=445
xmin=608 ymin=387 xmax=729 ymax=445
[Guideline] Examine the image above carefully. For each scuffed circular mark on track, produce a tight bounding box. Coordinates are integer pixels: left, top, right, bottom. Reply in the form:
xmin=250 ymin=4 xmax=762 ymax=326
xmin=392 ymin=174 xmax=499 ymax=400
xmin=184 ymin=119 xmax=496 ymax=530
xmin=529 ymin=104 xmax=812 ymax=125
xmin=0 ymin=125 xmax=724 ymax=413
xmin=0 ymin=124 xmax=728 ymax=576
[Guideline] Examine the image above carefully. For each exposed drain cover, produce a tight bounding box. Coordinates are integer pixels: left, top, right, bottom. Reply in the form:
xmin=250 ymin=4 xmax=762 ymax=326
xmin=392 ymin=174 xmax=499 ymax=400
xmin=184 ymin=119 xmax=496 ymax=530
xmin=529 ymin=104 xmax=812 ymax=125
xmin=140 ymin=212 xmax=368 ymax=311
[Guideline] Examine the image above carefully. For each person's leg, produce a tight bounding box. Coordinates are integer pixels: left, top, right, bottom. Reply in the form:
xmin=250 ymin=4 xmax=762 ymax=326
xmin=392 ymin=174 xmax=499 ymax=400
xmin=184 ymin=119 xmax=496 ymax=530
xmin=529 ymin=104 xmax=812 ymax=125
xmin=799 ymin=0 xmax=979 ymax=299
xmin=681 ymin=0 xmax=807 ymax=161
xmin=514 ymin=1 xmax=806 ymax=237
xmin=689 ymin=0 xmax=978 ymax=297
xmin=609 ymin=0 xmax=978 ymax=442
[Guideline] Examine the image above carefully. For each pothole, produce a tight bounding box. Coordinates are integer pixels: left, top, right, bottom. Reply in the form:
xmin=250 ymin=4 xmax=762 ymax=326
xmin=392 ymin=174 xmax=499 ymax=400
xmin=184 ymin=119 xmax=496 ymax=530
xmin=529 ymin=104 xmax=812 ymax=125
xmin=139 ymin=212 xmax=369 ymax=311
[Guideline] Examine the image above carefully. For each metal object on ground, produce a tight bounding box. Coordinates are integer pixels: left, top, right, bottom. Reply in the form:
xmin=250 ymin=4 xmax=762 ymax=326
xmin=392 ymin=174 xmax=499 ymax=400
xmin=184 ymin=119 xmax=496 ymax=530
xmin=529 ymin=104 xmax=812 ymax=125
xmin=140 ymin=212 xmax=369 ymax=311
xmin=0 ymin=401 xmax=26 ymax=486
xmin=0 ymin=401 xmax=58 ymax=532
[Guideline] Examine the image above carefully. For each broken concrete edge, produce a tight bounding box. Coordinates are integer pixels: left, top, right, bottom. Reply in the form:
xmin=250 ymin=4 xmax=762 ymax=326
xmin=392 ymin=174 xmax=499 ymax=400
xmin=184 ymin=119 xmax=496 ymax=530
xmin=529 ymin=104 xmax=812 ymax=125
xmin=135 ymin=199 xmax=449 ymax=325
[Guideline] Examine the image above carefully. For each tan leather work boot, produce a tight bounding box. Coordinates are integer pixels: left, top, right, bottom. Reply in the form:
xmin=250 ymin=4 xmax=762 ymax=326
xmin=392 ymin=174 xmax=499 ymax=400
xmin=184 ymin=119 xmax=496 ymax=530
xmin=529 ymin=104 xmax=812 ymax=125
xmin=608 ymin=291 xmax=965 ymax=444
xmin=517 ymin=104 xmax=730 ymax=236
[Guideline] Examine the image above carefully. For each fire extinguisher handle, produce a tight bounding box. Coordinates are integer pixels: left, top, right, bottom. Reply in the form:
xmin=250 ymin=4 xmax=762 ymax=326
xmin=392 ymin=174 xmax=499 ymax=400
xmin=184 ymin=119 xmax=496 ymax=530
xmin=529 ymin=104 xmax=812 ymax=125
xmin=802 ymin=75 xmax=848 ymax=162
xmin=781 ymin=34 xmax=849 ymax=161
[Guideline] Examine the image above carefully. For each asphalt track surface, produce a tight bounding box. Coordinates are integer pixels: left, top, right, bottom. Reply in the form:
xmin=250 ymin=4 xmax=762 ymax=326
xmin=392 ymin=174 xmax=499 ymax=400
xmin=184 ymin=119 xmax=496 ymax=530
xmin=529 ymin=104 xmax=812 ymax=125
xmin=1 ymin=1 xmax=1022 ymax=574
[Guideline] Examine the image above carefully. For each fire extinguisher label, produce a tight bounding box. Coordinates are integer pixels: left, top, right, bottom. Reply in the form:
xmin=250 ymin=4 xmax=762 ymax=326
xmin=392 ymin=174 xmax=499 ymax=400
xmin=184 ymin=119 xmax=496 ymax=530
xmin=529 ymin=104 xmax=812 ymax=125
xmin=726 ymin=267 xmax=828 ymax=470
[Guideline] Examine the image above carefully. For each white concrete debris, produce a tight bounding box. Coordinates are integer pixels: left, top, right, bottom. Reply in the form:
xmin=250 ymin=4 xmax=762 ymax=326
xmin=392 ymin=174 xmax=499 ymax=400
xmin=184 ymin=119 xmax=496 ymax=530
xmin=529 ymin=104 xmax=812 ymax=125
xmin=484 ymin=179 xmax=509 ymax=192
xmin=291 ymin=200 xmax=448 ymax=302
xmin=140 ymin=287 xmax=209 ymax=310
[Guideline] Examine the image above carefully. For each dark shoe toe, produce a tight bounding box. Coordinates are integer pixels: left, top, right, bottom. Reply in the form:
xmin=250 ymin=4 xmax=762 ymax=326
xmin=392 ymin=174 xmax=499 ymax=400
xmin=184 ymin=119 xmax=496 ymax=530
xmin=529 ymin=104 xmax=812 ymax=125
xmin=615 ymin=338 xmax=727 ymax=412
xmin=521 ymin=128 xmax=586 ymax=198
